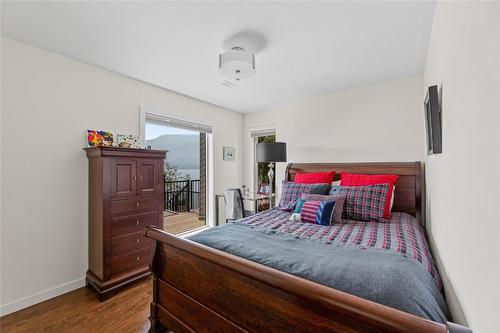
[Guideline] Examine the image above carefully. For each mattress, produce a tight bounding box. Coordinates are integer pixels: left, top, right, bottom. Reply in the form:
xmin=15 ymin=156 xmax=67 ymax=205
xmin=240 ymin=209 xmax=442 ymax=289
xmin=189 ymin=209 xmax=450 ymax=323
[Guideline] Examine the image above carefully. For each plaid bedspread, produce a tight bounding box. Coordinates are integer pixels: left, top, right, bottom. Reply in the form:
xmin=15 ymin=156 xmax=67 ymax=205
xmin=237 ymin=209 xmax=442 ymax=289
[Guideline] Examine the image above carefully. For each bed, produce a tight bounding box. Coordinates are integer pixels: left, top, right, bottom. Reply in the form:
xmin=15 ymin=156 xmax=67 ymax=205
xmin=144 ymin=162 xmax=472 ymax=333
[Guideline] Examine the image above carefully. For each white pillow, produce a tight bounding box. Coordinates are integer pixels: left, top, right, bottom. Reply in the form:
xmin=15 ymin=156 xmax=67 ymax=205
xmin=289 ymin=213 xmax=302 ymax=222
xmin=390 ymin=185 xmax=396 ymax=211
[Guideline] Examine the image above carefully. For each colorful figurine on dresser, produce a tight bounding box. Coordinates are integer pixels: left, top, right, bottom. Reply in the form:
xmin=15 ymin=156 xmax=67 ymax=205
xmin=87 ymin=130 xmax=113 ymax=147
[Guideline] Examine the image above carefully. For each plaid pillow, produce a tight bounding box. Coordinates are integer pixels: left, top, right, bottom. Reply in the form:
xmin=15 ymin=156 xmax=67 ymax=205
xmin=336 ymin=184 xmax=389 ymax=222
xmin=278 ymin=181 xmax=312 ymax=211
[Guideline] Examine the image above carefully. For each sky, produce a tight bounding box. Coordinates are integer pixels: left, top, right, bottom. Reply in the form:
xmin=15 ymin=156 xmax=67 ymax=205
xmin=145 ymin=122 xmax=198 ymax=140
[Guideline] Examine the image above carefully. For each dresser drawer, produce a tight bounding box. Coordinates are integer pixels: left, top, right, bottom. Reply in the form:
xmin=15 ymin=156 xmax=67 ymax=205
xmin=111 ymin=212 xmax=158 ymax=238
xmin=111 ymin=247 xmax=152 ymax=277
xmin=111 ymin=232 xmax=154 ymax=257
xmin=110 ymin=197 xmax=158 ymax=216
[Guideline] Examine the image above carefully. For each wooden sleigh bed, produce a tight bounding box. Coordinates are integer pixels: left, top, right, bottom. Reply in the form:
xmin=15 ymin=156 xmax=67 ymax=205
xmin=144 ymin=162 xmax=472 ymax=333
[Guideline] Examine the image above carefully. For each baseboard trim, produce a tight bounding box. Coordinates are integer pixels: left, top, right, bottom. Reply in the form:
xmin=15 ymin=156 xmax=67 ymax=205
xmin=0 ymin=277 xmax=86 ymax=316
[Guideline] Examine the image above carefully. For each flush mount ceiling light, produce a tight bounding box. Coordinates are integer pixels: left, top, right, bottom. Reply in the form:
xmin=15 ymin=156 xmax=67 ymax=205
xmin=218 ymin=32 xmax=264 ymax=82
xmin=219 ymin=48 xmax=255 ymax=81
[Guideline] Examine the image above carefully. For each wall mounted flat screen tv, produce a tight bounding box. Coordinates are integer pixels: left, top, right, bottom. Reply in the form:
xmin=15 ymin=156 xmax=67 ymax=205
xmin=425 ymin=85 xmax=442 ymax=154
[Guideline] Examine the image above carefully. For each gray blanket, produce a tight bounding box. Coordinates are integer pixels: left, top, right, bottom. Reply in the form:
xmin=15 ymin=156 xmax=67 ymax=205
xmin=189 ymin=223 xmax=450 ymax=323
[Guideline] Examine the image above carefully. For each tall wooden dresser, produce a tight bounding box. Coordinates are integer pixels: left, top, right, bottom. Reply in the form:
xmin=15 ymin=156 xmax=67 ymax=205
xmin=84 ymin=147 xmax=166 ymax=299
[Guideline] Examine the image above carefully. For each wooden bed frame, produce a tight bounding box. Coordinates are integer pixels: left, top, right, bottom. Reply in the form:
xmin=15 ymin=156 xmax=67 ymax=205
xmin=144 ymin=162 xmax=472 ymax=333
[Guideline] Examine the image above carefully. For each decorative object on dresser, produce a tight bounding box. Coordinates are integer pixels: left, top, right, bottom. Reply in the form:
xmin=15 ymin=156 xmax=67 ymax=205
xmin=117 ymin=133 xmax=140 ymax=148
xmin=84 ymin=146 xmax=166 ymax=300
xmin=87 ymin=129 xmax=114 ymax=147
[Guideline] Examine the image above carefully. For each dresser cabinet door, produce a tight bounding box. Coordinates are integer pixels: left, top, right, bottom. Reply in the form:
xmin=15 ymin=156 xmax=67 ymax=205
xmin=110 ymin=158 xmax=137 ymax=199
xmin=137 ymin=159 xmax=159 ymax=196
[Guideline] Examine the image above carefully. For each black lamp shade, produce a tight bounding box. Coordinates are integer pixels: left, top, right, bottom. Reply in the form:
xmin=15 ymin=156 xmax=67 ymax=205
xmin=256 ymin=142 xmax=287 ymax=162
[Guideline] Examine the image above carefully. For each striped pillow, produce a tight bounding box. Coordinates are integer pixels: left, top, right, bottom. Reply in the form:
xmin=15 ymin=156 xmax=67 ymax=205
xmin=300 ymin=200 xmax=322 ymax=223
xmin=335 ymin=184 xmax=389 ymax=222
xmin=300 ymin=200 xmax=337 ymax=225
xmin=300 ymin=193 xmax=346 ymax=223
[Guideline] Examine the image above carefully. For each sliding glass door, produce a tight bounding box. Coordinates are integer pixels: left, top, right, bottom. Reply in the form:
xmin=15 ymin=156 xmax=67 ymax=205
xmin=145 ymin=118 xmax=209 ymax=235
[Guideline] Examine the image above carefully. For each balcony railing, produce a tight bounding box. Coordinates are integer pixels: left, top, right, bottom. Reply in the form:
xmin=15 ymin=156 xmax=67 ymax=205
xmin=164 ymin=178 xmax=200 ymax=213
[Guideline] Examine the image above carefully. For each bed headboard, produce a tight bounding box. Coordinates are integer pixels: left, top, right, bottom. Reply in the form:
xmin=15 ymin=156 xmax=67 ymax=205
xmin=286 ymin=162 xmax=425 ymax=226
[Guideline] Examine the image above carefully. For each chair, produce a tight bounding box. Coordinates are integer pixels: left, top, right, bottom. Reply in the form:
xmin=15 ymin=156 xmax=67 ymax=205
xmin=222 ymin=188 xmax=248 ymax=223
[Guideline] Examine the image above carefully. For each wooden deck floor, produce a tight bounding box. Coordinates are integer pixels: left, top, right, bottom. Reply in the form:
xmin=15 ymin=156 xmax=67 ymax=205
xmin=163 ymin=211 xmax=206 ymax=235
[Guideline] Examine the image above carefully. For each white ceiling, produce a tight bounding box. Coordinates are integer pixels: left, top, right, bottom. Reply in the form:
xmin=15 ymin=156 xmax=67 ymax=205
xmin=1 ymin=1 xmax=435 ymax=113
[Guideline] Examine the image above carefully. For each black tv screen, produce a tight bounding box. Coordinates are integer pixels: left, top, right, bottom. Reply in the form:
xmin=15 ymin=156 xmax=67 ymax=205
xmin=425 ymin=85 xmax=442 ymax=154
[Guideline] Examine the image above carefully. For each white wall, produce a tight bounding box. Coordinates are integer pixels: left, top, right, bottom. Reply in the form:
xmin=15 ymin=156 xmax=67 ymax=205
xmin=423 ymin=2 xmax=500 ymax=333
xmin=0 ymin=37 xmax=243 ymax=315
xmin=243 ymin=74 xmax=425 ymax=196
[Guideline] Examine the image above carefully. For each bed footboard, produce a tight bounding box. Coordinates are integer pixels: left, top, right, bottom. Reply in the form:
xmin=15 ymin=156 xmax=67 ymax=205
xmin=144 ymin=227 xmax=471 ymax=333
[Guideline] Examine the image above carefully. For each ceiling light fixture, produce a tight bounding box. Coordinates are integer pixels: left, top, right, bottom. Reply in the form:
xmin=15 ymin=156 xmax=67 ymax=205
xmin=219 ymin=47 xmax=255 ymax=81
xmin=218 ymin=32 xmax=264 ymax=82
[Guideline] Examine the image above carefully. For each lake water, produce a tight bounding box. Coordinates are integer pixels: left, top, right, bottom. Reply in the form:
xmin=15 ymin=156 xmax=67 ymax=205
xmin=178 ymin=168 xmax=200 ymax=180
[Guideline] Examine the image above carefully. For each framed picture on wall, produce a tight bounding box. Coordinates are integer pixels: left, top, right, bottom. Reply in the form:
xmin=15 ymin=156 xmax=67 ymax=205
xmin=223 ymin=146 xmax=235 ymax=161
xmin=424 ymin=85 xmax=442 ymax=154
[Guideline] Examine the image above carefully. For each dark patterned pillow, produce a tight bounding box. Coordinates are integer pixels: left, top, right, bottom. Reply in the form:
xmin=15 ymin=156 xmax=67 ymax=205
xmin=278 ymin=181 xmax=312 ymax=211
xmin=335 ymin=184 xmax=389 ymax=222
xmin=309 ymin=183 xmax=331 ymax=195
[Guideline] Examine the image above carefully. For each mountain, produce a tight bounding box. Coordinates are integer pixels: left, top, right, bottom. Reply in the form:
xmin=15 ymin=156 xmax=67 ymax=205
xmin=146 ymin=134 xmax=199 ymax=169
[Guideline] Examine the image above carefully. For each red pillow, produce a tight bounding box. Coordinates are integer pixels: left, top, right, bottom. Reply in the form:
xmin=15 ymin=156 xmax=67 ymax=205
xmin=340 ymin=173 xmax=399 ymax=219
xmin=295 ymin=171 xmax=335 ymax=184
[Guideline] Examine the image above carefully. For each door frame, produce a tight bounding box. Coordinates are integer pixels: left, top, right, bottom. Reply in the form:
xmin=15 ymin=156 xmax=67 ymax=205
xmin=247 ymin=126 xmax=276 ymax=210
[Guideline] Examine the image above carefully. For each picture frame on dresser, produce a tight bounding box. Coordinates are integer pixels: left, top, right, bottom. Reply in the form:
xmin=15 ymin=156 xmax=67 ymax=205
xmin=84 ymin=146 xmax=167 ymax=300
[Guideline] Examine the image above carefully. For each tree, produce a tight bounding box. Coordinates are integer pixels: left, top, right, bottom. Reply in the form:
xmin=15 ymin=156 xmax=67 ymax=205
xmin=164 ymin=161 xmax=182 ymax=182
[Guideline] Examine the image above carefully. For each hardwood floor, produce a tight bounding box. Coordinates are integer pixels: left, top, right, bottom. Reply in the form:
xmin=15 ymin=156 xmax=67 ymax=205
xmin=1 ymin=278 xmax=153 ymax=333
xmin=0 ymin=214 xmax=206 ymax=333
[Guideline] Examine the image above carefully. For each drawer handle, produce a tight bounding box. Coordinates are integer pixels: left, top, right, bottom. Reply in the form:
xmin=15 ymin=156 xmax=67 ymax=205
xmin=136 ymin=221 xmax=140 ymax=225
xmin=139 ymin=177 xmax=143 ymax=180
xmin=135 ymin=203 xmax=140 ymax=207
xmin=132 ymin=176 xmax=137 ymax=180
xmin=136 ymin=257 xmax=140 ymax=261
xmin=136 ymin=238 xmax=140 ymax=243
